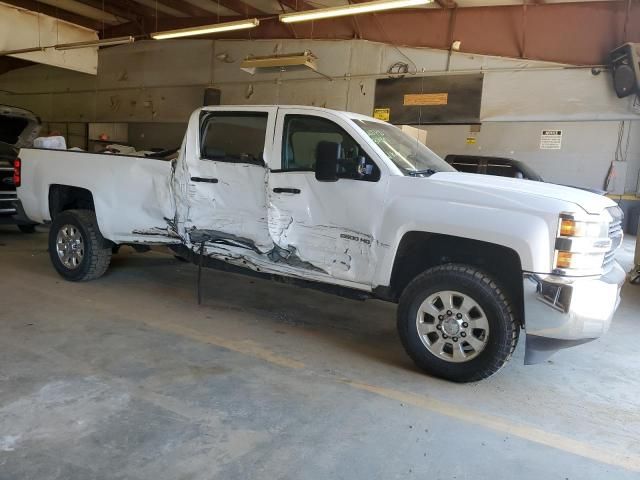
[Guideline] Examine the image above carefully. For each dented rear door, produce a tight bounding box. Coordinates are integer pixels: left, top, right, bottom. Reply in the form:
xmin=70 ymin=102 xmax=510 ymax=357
xmin=267 ymin=108 xmax=389 ymax=287
xmin=176 ymin=107 xmax=277 ymax=257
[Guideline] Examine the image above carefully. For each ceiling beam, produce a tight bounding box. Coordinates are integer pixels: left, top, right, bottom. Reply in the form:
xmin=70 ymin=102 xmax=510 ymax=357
xmin=214 ymin=0 xmax=270 ymax=16
xmin=1 ymin=0 xmax=102 ymax=30
xmin=107 ymin=0 xmax=172 ymax=18
xmin=73 ymin=0 xmax=141 ymax=22
xmin=155 ymin=0 xmax=215 ymax=17
xmin=278 ymin=0 xmax=315 ymax=11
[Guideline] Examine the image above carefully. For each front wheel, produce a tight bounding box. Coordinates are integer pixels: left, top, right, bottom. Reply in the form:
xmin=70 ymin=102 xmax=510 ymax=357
xmin=397 ymin=264 xmax=519 ymax=383
xmin=48 ymin=209 xmax=112 ymax=281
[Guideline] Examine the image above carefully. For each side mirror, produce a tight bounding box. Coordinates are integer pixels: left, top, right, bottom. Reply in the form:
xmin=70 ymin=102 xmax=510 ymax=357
xmin=315 ymin=141 xmax=340 ymax=182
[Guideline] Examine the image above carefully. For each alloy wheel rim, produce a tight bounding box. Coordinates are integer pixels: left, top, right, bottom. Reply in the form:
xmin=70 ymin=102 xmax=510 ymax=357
xmin=56 ymin=224 xmax=85 ymax=270
xmin=416 ymin=290 xmax=489 ymax=363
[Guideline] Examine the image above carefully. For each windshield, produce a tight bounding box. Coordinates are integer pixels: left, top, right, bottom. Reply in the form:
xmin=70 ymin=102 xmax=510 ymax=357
xmin=354 ymin=120 xmax=456 ymax=176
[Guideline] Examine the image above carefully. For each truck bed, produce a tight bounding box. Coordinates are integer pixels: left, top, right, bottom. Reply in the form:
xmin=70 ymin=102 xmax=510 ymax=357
xmin=18 ymin=148 xmax=177 ymax=244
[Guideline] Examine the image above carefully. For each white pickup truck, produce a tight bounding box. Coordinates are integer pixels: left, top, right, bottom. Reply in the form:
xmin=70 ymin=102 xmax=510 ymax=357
xmin=16 ymin=106 xmax=626 ymax=382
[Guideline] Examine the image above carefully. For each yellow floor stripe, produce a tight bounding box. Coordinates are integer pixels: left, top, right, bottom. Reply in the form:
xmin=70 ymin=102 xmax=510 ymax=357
xmin=343 ymin=379 xmax=640 ymax=472
xmin=8 ymin=269 xmax=639 ymax=471
xmin=141 ymin=318 xmax=306 ymax=371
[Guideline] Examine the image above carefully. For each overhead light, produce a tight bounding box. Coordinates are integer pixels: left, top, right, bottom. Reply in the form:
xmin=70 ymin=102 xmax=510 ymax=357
xmin=0 ymin=46 xmax=46 ymax=56
xmin=279 ymin=0 xmax=432 ymax=23
xmin=0 ymin=37 xmax=134 ymax=56
xmin=151 ymin=18 xmax=260 ymax=40
xmin=55 ymin=36 xmax=135 ymax=50
xmin=240 ymin=50 xmax=331 ymax=80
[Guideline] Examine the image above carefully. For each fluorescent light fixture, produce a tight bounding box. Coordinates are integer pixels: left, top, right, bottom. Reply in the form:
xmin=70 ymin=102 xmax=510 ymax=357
xmin=241 ymin=51 xmax=317 ymax=74
xmin=0 ymin=46 xmax=46 ymax=56
xmin=240 ymin=51 xmax=332 ymax=80
xmin=280 ymin=0 xmax=431 ymax=23
xmin=1 ymin=37 xmax=134 ymax=56
xmin=151 ymin=18 xmax=260 ymax=40
xmin=55 ymin=36 xmax=135 ymax=50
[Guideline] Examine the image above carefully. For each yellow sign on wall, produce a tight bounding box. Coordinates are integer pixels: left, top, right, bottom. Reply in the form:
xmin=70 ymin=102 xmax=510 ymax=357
xmin=373 ymin=108 xmax=390 ymax=121
xmin=403 ymin=93 xmax=448 ymax=106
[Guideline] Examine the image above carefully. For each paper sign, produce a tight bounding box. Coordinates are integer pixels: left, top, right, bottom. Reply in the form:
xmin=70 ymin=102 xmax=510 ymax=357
xmin=403 ymin=93 xmax=448 ymax=106
xmin=466 ymin=137 xmax=477 ymax=144
xmin=540 ymin=130 xmax=562 ymax=150
xmin=373 ymin=108 xmax=390 ymax=121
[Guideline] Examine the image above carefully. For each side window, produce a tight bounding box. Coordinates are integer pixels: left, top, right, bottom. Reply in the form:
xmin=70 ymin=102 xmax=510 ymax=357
xmin=200 ymin=112 xmax=268 ymax=165
xmin=282 ymin=115 xmax=380 ymax=181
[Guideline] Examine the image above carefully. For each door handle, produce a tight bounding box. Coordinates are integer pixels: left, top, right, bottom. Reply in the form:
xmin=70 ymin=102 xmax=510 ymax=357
xmin=191 ymin=177 xmax=219 ymax=183
xmin=273 ymin=187 xmax=301 ymax=194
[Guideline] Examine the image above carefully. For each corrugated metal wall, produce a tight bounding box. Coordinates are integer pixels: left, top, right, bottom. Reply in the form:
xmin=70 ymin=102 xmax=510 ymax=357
xmin=0 ymin=38 xmax=638 ymax=191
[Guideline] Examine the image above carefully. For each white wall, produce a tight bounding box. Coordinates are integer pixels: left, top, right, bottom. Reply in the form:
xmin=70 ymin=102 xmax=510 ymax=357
xmin=423 ymin=121 xmax=640 ymax=193
xmin=1 ymin=38 xmax=639 ymax=191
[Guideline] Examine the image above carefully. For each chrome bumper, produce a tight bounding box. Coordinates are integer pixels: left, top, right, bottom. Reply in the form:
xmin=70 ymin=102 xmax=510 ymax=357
xmin=522 ymin=261 xmax=626 ymax=364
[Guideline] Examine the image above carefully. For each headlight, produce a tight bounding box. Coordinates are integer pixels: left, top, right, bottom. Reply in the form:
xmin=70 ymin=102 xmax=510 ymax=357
xmin=558 ymin=218 xmax=603 ymax=238
xmin=555 ymin=251 xmax=605 ymax=270
xmin=554 ymin=213 xmax=610 ymax=275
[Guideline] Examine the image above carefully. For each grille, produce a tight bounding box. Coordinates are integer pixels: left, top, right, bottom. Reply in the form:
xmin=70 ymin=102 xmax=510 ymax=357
xmin=603 ymin=206 xmax=624 ymax=270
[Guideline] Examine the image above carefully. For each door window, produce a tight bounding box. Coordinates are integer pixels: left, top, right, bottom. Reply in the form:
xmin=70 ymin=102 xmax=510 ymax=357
xmin=281 ymin=115 xmax=380 ymax=181
xmin=200 ymin=112 xmax=268 ymax=165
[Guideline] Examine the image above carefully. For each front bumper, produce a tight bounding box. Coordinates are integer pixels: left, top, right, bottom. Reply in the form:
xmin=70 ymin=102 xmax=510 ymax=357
xmin=522 ymin=261 xmax=626 ymax=364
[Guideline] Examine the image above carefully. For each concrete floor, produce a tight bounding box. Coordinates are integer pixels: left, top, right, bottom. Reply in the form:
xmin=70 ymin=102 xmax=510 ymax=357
xmin=1 ymin=226 xmax=639 ymax=480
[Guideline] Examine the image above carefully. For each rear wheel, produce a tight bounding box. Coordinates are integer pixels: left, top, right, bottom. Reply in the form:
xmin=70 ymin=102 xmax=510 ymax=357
xmin=397 ymin=264 xmax=519 ymax=382
xmin=48 ymin=209 xmax=112 ymax=281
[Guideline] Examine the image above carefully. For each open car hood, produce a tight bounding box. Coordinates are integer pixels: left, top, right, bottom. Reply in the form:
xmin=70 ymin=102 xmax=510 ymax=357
xmin=0 ymin=105 xmax=41 ymax=149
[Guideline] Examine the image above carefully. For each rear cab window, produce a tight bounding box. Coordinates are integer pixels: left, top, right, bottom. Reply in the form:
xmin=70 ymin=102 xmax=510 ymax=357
xmin=200 ymin=112 xmax=268 ymax=165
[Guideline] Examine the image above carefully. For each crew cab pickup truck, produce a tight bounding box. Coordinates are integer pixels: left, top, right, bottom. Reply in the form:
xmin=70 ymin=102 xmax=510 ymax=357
xmin=16 ymin=106 xmax=626 ymax=382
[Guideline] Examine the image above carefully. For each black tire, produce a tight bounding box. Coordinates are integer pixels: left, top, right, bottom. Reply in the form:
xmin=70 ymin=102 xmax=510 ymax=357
xmin=18 ymin=224 xmax=36 ymax=234
xmin=48 ymin=209 xmax=112 ymax=281
xmin=397 ymin=264 xmax=519 ymax=383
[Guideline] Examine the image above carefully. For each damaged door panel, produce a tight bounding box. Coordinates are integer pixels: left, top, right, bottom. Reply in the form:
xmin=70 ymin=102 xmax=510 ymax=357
xmin=174 ymin=108 xmax=277 ymax=263
xmin=268 ymin=109 xmax=388 ymax=285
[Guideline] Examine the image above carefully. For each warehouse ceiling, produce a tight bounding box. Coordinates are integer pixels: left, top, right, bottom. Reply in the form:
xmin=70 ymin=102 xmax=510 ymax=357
xmin=0 ymin=0 xmax=638 ymax=72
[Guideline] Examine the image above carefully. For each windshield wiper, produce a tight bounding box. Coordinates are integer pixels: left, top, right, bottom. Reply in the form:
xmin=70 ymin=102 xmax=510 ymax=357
xmin=407 ymin=168 xmax=437 ymax=177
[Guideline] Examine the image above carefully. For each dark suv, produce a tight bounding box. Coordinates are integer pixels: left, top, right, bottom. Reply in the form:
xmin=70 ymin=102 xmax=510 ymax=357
xmin=444 ymin=154 xmax=544 ymax=181
xmin=0 ymin=105 xmax=41 ymax=232
xmin=444 ymin=154 xmax=605 ymax=195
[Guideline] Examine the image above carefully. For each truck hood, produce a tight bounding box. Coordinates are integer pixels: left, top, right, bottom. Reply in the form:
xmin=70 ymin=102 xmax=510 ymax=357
xmin=0 ymin=105 xmax=41 ymax=149
xmin=428 ymin=172 xmax=616 ymax=215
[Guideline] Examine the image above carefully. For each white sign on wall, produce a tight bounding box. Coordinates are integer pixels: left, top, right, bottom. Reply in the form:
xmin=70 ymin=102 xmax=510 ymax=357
xmin=540 ymin=130 xmax=562 ymax=150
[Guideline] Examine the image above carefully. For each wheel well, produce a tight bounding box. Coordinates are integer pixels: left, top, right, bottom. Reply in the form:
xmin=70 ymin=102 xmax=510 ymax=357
xmin=49 ymin=184 xmax=95 ymax=219
xmin=388 ymin=232 xmax=524 ymax=325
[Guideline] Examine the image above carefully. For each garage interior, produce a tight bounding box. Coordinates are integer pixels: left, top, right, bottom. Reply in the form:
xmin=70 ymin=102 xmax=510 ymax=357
xmin=1 ymin=0 xmax=640 ymax=478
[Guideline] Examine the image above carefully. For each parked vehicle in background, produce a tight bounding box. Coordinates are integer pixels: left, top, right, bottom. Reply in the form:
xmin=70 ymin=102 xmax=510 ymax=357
xmin=445 ymin=154 xmax=606 ymax=195
xmin=16 ymin=106 xmax=625 ymax=382
xmin=0 ymin=105 xmax=40 ymax=232
xmin=445 ymin=154 xmax=544 ymax=181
